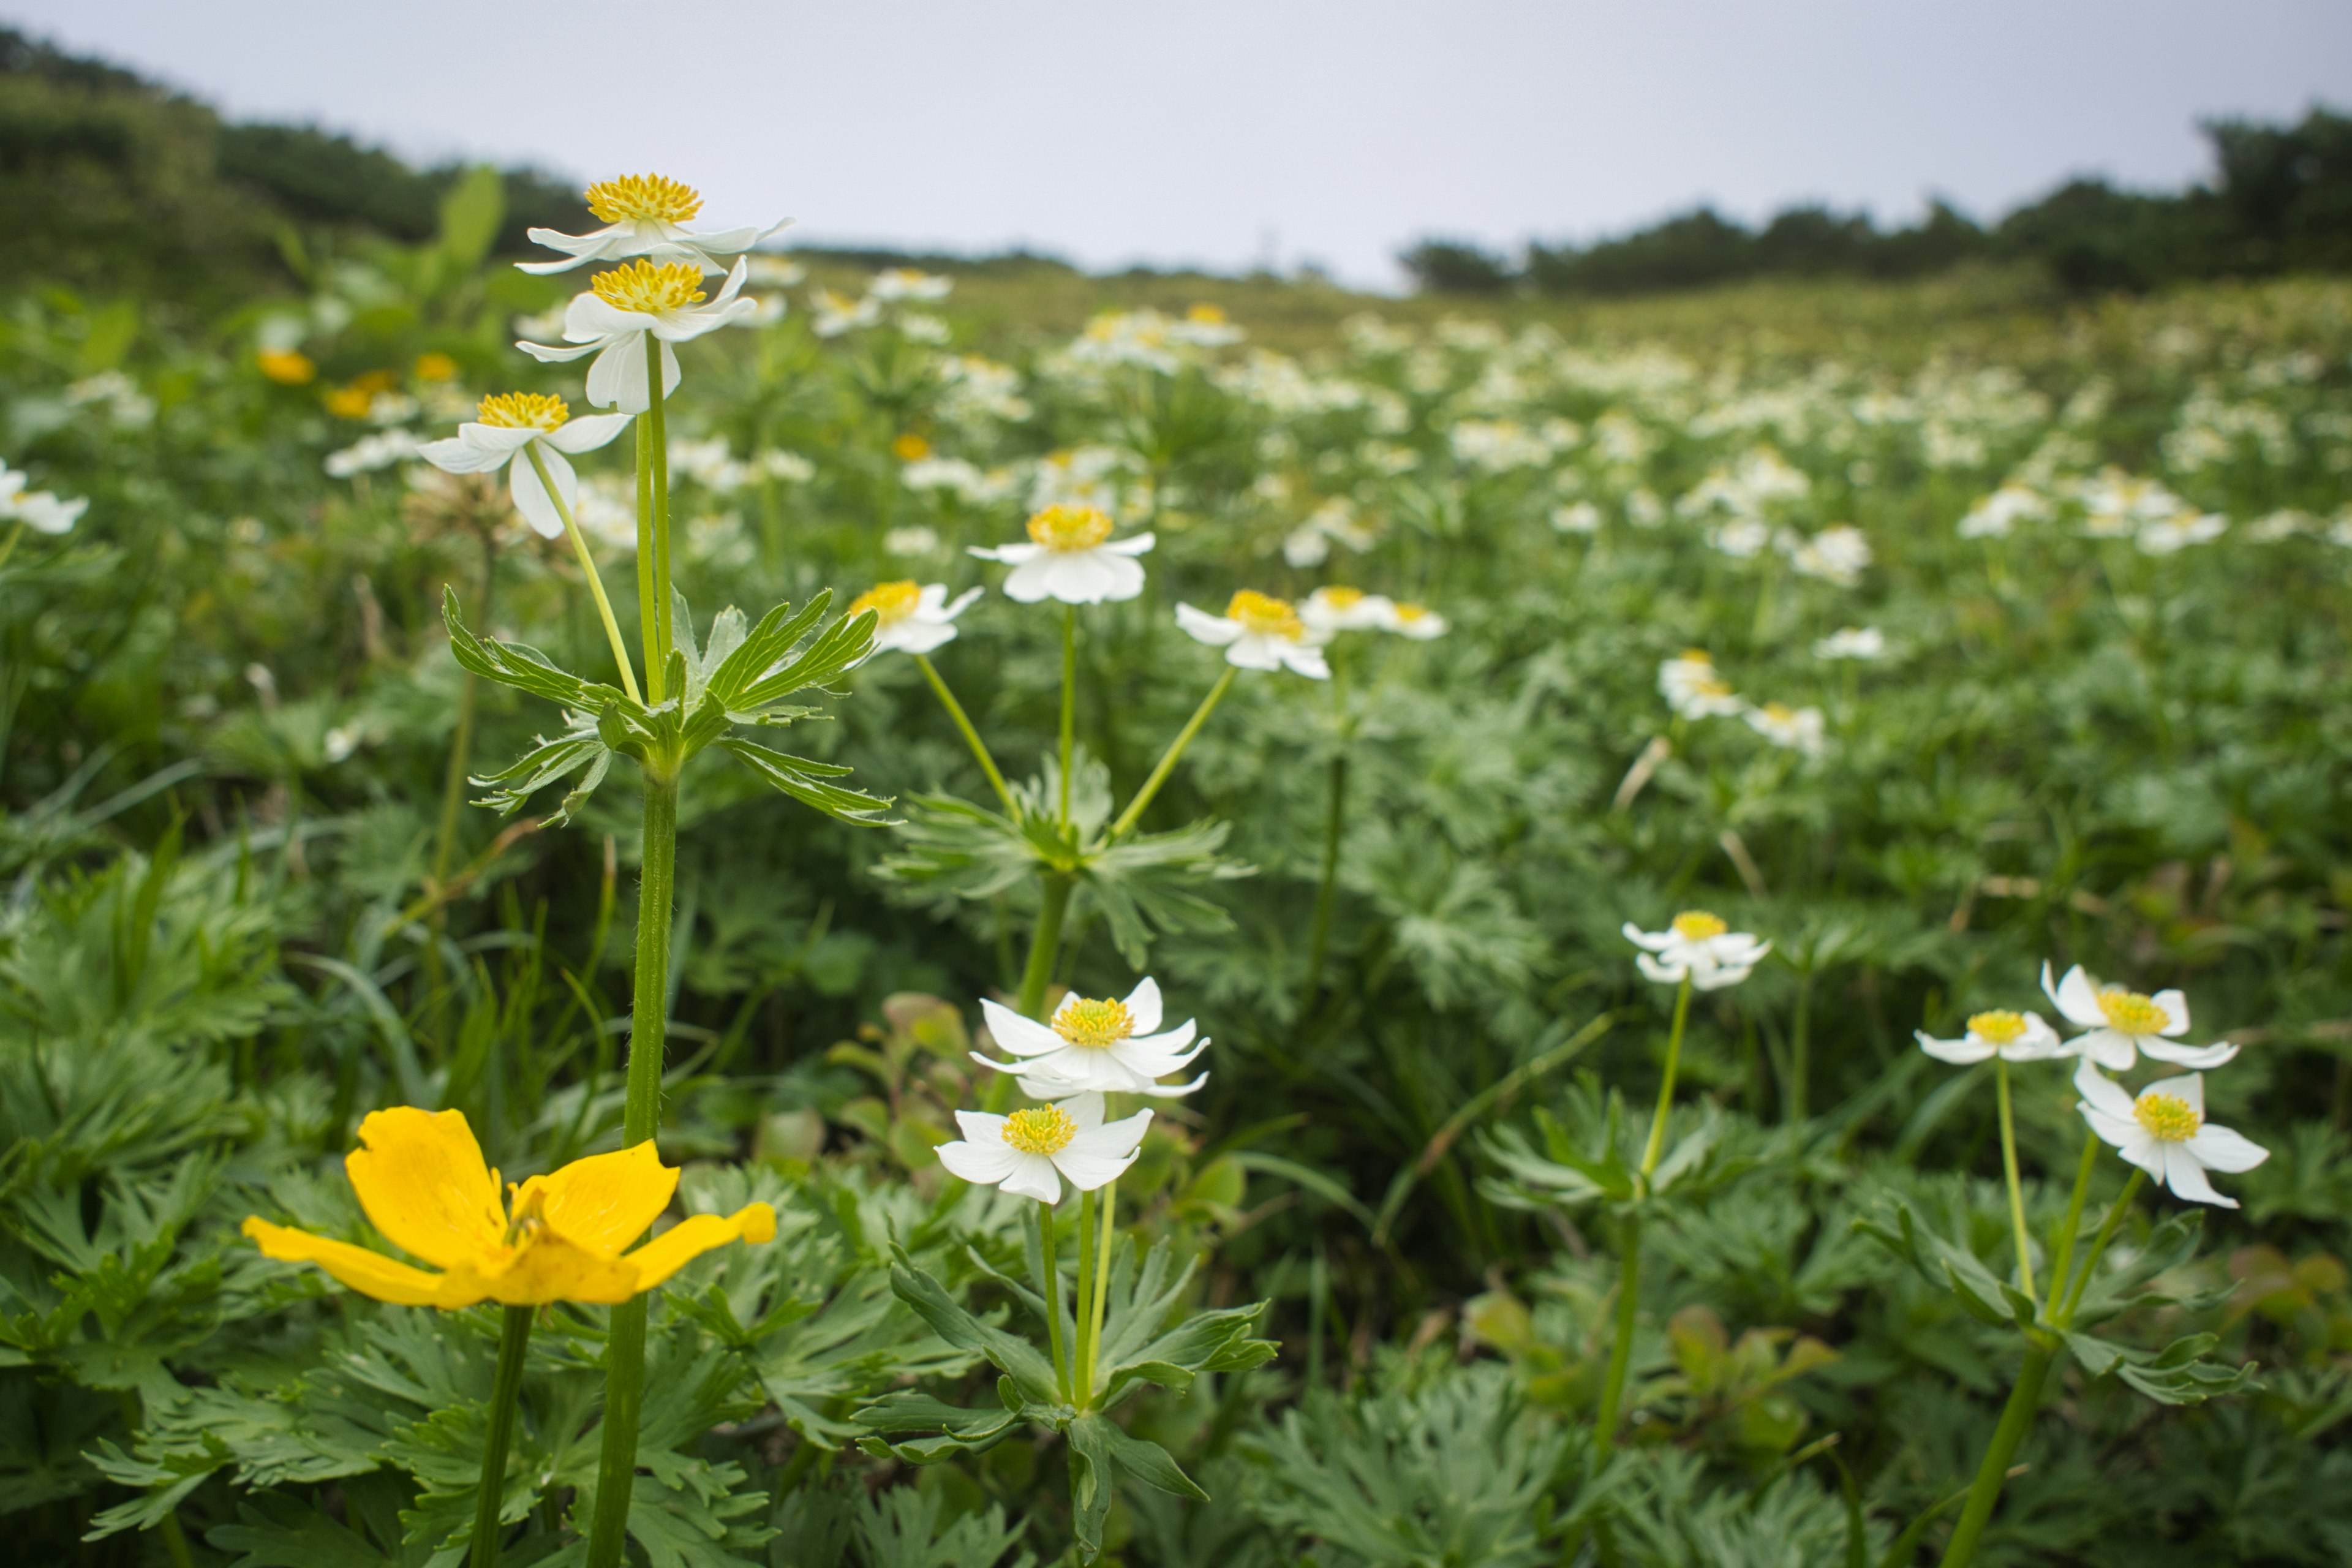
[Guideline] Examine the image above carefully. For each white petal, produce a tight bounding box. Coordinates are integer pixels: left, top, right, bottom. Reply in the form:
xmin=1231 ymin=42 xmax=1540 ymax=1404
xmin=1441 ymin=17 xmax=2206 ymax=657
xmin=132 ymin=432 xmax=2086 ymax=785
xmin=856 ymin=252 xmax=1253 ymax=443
xmin=2185 ymin=1123 xmax=2269 ymax=1174
xmin=1064 ymin=1107 xmax=1152 ymax=1161
xmin=1124 ymin=1071 xmax=1209 ymax=1099
xmin=1279 ymin=643 xmax=1332 ymax=679
xmin=999 ymin=556 xmax=1058 ymax=601
xmin=999 ymin=1153 xmax=1064 ymax=1204
xmin=2078 ymin=1030 xmax=2138 ymax=1071
xmin=979 ymin=998 xmax=1071 ymax=1058
xmin=1917 ymin=1031 xmax=1993 ymax=1064
xmin=585 ymin=336 xmax=644 ymax=411
xmin=2139 ymin=1039 xmax=2239 ymax=1069
xmin=517 ymin=339 xmax=598 ymax=364
xmin=2052 ymin=965 xmax=2107 ymax=1028
xmin=458 ymin=423 xmax=541 ymax=454
xmin=1053 ymin=1147 xmax=1138 ymax=1190
xmin=1093 ymin=554 xmax=1148 ymax=601
xmin=2139 ymin=1072 xmax=2203 ymax=1114
xmin=1175 ymin=605 xmax=1243 ymax=646
xmin=509 ymin=444 xmax=573 ymax=539
xmin=1622 ymin=924 xmax=1673 ymax=952
xmin=1635 ymin=953 xmax=1687 ymax=985
xmin=2080 ymin=1106 xmax=2140 ymax=1151
xmin=1056 ymin=1091 xmax=1107 ymax=1129
xmin=2160 ymin=1145 xmax=2235 ymax=1207
xmin=2150 ymin=989 xmax=2190 ymax=1036
xmin=545 ymin=412 xmax=634 ymax=453
xmin=2073 ymin=1059 xmax=2137 ymax=1118
xmin=1224 ymin=635 xmax=1286 ymax=671
xmin=937 ymin=1137 xmax=1019 ymax=1186
xmin=1100 ymin=532 xmax=1156 ymax=556
xmin=1044 ymin=552 xmax=1122 ymax=604
xmin=1120 ymin=977 xmax=1164 ymax=1036
xmin=418 ymin=435 xmax=507 ymax=475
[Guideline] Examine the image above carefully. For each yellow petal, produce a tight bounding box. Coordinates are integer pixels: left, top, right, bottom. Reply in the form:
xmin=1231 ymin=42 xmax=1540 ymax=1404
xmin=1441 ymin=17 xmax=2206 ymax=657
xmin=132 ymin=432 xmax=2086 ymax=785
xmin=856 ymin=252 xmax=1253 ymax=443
xmin=622 ymin=1202 xmax=777 ymax=1293
xmin=475 ymin=1231 xmax=645 ymax=1305
xmin=525 ymin=1140 xmax=679 ymax=1256
xmin=243 ymin=1216 xmax=456 ymax=1306
xmin=344 ymin=1107 xmax=508 ymax=1270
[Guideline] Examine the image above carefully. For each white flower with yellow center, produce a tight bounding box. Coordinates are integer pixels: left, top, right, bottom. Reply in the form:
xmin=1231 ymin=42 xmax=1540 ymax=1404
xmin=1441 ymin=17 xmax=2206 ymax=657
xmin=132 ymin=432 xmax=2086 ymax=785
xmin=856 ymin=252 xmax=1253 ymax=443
xmin=519 ymin=257 xmax=760 ymax=413
xmin=1176 ymin=590 xmax=1332 ymax=678
xmin=2074 ymin=1062 xmax=2267 ymax=1208
xmin=1915 ymin=1009 xmax=2064 ymax=1065
xmin=1814 ymin=626 xmax=1885 ymax=661
xmin=973 ymin=978 xmax=1208 ymax=1099
xmin=846 ymin=579 xmax=981 ymax=655
xmin=969 ymin=505 xmax=1154 ymax=604
xmin=1744 ymin=701 xmax=1826 ymax=756
xmin=0 ymin=462 xmax=88 ymax=535
xmin=1958 ymin=483 xmax=2051 ymax=539
xmin=810 ymin=288 xmax=883 ymax=337
xmin=1659 ymin=650 xmax=1743 ymax=720
xmin=1299 ymin=585 xmax=1395 ymax=635
xmin=1785 ymin=524 xmax=1871 ymax=586
xmin=2041 ymin=962 xmax=2236 ymax=1070
xmin=1624 ymin=911 xmax=1770 ymax=990
xmin=417 ymin=393 xmax=631 ymax=539
xmin=518 ymin=173 xmax=788 ymax=276
xmin=869 ymin=268 xmax=953 ymax=303
xmin=934 ymin=1092 xmax=1153 ymax=1204
xmin=1387 ymin=601 xmax=1447 ymax=640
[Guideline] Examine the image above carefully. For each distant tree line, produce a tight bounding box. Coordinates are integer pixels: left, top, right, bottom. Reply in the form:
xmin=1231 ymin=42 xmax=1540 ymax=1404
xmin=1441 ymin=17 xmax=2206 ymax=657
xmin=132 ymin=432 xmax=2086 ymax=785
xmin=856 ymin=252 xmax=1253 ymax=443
xmin=1404 ymin=108 xmax=2352 ymax=296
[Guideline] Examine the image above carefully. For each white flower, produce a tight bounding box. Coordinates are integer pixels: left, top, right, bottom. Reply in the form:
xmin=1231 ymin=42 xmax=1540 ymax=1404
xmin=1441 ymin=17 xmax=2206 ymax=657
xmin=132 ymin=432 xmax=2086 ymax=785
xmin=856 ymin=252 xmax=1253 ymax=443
xmin=1282 ymin=497 xmax=1379 ymax=568
xmin=1387 ymin=602 xmax=1447 ymax=640
xmin=416 ymin=393 xmax=630 ymax=539
xmin=904 ymin=457 xmax=1020 ymax=505
xmin=0 ymin=463 xmax=89 ymax=535
xmin=1299 ymin=586 xmax=1395 ymax=635
xmin=1659 ymin=650 xmax=1744 ymax=720
xmin=2041 ymin=962 xmax=2237 ymax=1070
xmin=2136 ymin=510 xmax=2227 ymax=556
xmin=744 ymin=255 xmax=806 ymax=288
xmin=1708 ymin=518 xmax=1776 ymax=560
xmin=1177 ymin=591 xmax=1332 ymax=678
xmin=1624 ymin=912 xmax=1770 ymax=990
xmin=897 ymin=312 xmax=952 ymax=345
xmin=2075 ymin=1062 xmax=2267 ymax=1208
xmin=973 ymin=978 xmax=1208 ymax=1099
xmin=884 ymin=525 xmax=943 ymax=557
xmin=518 ymin=173 xmax=787 ymax=276
xmin=1814 ymin=626 xmax=1885 ymax=660
xmin=1552 ymin=500 xmax=1602 ymax=534
xmin=1785 ymin=524 xmax=1871 ymax=586
xmin=2079 ymin=470 xmax=2183 ymax=538
xmin=846 ymin=580 xmax=981 ymax=655
xmin=809 ymin=288 xmax=882 ymax=338
xmin=935 ymin=1091 xmax=1152 ymax=1204
xmin=2247 ymin=508 xmax=2313 ymax=541
xmin=1744 ymin=702 xmax=1825 ymax=756
xmin=969 ymin=505 xmax=1153 ymax=605
xmin=1958 ymin=483 xmax=2051 ymax=539
xmin=869 ymin=268 xmax=953 ymax=302
xmin=1915 ymin=1009 xmax=2064 ymax=1064
xmin=519 ymin=258 xmax=760 ymax=413
xmin=325 ymin=429 xmax=422 ymax=480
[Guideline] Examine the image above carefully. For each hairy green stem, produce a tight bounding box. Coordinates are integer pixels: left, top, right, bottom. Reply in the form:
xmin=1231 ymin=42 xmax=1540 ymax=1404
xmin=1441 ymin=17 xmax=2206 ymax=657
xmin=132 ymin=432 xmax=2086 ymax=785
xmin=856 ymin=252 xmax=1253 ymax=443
xmin=1108 ymin=665 xmax=1235 ymax=841
xmin=1301 ymin=753 xmax=1349 ymax=1001
xmin=646 ymin=347 xmax=673 ymax=696
xmin=1994 ymin=1059 xmax=2037 ymax=1303
xmin=526 ymin=442 xmax=641 ymax=703
xmin=1074 ymin=1184 xmax=1099 ymax=1406
xmin=1039 ymin=1201 xmax=1070 ymax=1402
xmin=633 ymin=407 xmax=658 ymax=699
xmin=2057 ymin=1168 xmax=2145 ymax=1326
xmin=1640 ymin=978 xmax=1694 ymax=1176
xmin=1016 ymin=873 xmax=1074 ymax=1022
xmin=914 ymin=652 xmax=1014 ymax=814
xmin=470 ymin=1305 xmax=534 ymax=1568
xmin=1935 ymin=1340 xmax=2056 ymax=1568
xmin=1058 ymin=604 xmax=1076 ymax=824
xmin=1786 ymin=971 xmax=1813 ymax=1121
xmin=0 ymin=519 xmax=24 ymax=575
xmin=2044 ymin=1129 xmax=2101 ymax=1313
xmin=1593 ymin=1210 xmax=1642 ymax=1461
xmin=1084 ymin=1172 xmax=1117 ymax=1406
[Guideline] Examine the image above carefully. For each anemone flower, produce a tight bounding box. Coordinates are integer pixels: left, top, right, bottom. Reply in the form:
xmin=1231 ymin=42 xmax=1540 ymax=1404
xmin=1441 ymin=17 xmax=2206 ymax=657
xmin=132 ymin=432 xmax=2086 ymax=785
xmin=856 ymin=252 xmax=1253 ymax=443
xmin=417 ymin=394 xmax=630 ymax=539
xmin=973 ymin=978 xmax=1208 ymax=1099
xmin=519 ymin=173 xmax=787 ymax=276
xmin=2042 ymin=962 xmax=2237 ymax=1070
xmin=935 ymin=1092 xmax=1152 ymax=1204
xmin=1915 ymin=1009 xmax=2064 ymax=1065
xmin=518 ymin=257 xmax=760 ymax=413
xmin=1175 ymin=590 xmax=1332 ymax=677
xmin=847 ymin=579 xmax=982 ymax=655
xmin=969 ymin=505 xmax=1153 ymax=604
xmin=1624 ymin=911 xmax=1769 ymax=990
xmin=2075 ymin=1061 xmax=2268 ymax=1208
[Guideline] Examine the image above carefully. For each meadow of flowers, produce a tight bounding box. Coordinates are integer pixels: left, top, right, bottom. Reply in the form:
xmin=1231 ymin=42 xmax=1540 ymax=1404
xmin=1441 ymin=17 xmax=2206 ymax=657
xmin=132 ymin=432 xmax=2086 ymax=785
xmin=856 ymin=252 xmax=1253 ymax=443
xmin=4 ymin=168 xmax=2352 ymax=1567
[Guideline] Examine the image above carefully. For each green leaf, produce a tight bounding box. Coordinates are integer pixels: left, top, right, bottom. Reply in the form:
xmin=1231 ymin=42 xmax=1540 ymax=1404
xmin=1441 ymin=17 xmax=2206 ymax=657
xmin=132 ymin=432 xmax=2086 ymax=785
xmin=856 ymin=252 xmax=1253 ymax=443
xmin=883 ymin=1253 xmax=1060 ymax=1407
xmin=442 ymin=587 xmax=621 ymax=713
xmin=719 ymin=739 xmax=895 ymax=826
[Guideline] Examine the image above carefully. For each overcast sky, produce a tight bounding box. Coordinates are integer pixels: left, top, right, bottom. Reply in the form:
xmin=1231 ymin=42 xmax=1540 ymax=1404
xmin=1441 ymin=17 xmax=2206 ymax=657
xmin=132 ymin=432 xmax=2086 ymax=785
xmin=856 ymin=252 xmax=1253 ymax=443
xmin=9 ymin=1 xmax=2350 ymax=288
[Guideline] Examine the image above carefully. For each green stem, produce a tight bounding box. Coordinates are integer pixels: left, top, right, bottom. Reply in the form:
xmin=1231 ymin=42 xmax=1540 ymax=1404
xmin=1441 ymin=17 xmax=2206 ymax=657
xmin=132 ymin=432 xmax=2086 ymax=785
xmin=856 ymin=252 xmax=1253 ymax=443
xmin=1074 ymin=1184 xmax=1098 ymax=1406
xmin=1934 ymin=1340 xmax=2057 ymax=1568
xmin=2044 ymin=1129 xmax=2101 ymax=1314
xmin=1016 ymin=873 xmax=1074 ymax=1020
xmin=1593 ymin=1210 xmax=1642 ymax=1461
xmin=526 ymin=442 xmax=641 ymax=703
xmin=1107 ymin=665 xmax=1235 ymax=841
xmin=1786 ymin=971 xmax=1813 ymax=1121
xmin=0 ymin=519 xmax=24 ymax=575
xmin=1039 ymin=1200 xmax=1070 ymax=1402
xmin=1058 ymin=604 xmax=1076 ymax=825
xmin=1300 ymin=752 xmax=1349 ymax=1001
xmin=1640 ymin=978 xmax=1694 ymax=1177
xmin=2057 ymin=1168 xmax=2145 ymax=1327
xmin=471 ymin=1305 xmax=534 ymax=1568
xmin=115 ymin=1392 xmax=194 ymax=1568
xmin=1084 ymin=1173 xmax=1117 ymax=1408
xmin=646 ymin=342 xmax=673 ymax=698
xmin=633 ymin=402 xmax=658 ymax=701
xmin=914 ymin=652 xmax=1014 ymax=814
xmin=1995 ymin=1059 xmax=2037 ymax=1304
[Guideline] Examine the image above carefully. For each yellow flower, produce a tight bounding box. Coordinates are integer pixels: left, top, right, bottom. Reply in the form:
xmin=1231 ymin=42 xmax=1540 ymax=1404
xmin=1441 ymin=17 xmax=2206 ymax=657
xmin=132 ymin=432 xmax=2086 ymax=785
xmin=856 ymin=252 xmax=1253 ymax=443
xmin=258 ymin=350 xmax=317 ymax=385
xmin=892 ymin=433 xmax=933 ymax=462
xmin=413 ymin=351 xmax=461 ymax=383
xmin=243 ymin=1107 xmax=775 ymax=1307
xmin=324 ymin=386 xmax=375 ymax=420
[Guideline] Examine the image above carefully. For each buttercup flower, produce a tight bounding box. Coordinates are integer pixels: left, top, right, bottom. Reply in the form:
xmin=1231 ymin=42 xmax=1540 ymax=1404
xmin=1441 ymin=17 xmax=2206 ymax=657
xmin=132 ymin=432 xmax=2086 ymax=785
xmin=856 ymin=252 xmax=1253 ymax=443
xmin=1815 ymin=626 xmax=1885 ymax=660
xmin=970 ymin=505 xmax=1154 ymax=604
xmin=1299 ymin=585 xmax=1395 ymax=635
xmin=1176 ymin=590 xmax=1332 ymax=678
xmin=417 ymin=393 xmax=630 ymax=539
xmin=0 ymin=462 xmax=88 ymax=535
xmin=1916 ymin=1009 xmax=2064 ymax=1065
xmin=847 ymin=579 xmax=981 ymax=655
xmin=935 ymin=1091 xmax=1153 ymax=1204
xmin=2042 ymin=962 xmax=2237 ymax=1070
xmin=243 ymin=1107 xmax=774 ymax=1306
xmin=973 ymin=978 xmax=1208 ymax=1099
xmin=1625 ymin=911 xmax=1770 ymax=990
xmin=519 ymin=257 xmax=760 ymax=413
xmin=1388 ymin=601 xmax=1447 ymax=640
xmin=1659 ymin=650 xmax=1744 ymax=720
xmin=1744 ymin=701 xmax=1826 ymax=756
xmin=519 ymin=172 xmax=787 ymax=276
xmin=2075 ymin=1062 xmax=2268 ymax=1208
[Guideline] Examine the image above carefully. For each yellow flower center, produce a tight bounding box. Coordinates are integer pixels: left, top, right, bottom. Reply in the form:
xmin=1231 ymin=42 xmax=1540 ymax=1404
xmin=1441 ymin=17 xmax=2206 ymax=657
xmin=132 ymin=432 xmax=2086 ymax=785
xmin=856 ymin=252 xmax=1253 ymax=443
xmin=477 ymin=391 xmax=570 ymax=432
xmin=1968 ymin=1010 xmax=2028 ymax=1046
xmin=1760 ymin=702 xmax=1796 ymax=722
xmin=1053 ymin=997 xmax=1135 ymax=1049
xmin=1187 ymin=303 xmax=1228 ymax=323
xmin=2098 ymin=987 xmax=2169 ymax=1035
xmin=413 ymin=351 xmax=459 ymax=382
xmin=1694 ymin=677 xmax=1733 ymax=698
xmin=2133 ymin=1091 xmax=2201 ymax=1143
xmin=258 ymin=349 xmax=317 ymax=385
xmin=1319 ymin=586 xmax=1366 ymax=608
xmin=1027 ymin=505 xmax=1114 ymax=552
xmin=1672 ymin=911 xmax=1728 ymax=940
xmin=590 ymin=258 xmax=707 ymax=315
xmin=893 ymin=433 xmax=932 ymax=462
xmin=848 ymin=580 xmax=922 ymax=625
xmin=1681 ymin=648 xmax=1713 ymax=663
xmin=325 ymin=386 xmax=374 ymax=420
xmin=502 ymin=1185 xmax=548 ymax=1248
xmin=1393 ymin=603 xmax=1431 ymax=624
xmin=1227 ymin=590 xmax=1305 ymax=641
xmin=584 ymin=173 xmax=704 ymax=225
xmin=1002 ymin=1105 xmax=1078 ymax=1156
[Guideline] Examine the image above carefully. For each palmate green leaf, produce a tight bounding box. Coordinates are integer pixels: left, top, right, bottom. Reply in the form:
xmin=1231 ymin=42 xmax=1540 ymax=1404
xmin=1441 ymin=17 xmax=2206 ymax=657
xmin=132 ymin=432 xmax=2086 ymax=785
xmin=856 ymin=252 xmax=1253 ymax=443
xmin=856 ymin=1487 xmax=1031 ymax=1568
xmin=1853 ymin=1197 xmax=2034 ymax=1330
xmin=880 ymin=1248 xmax=1060 ymax=1407
xmin=442 ymin=587 xmax=624 ymax=713
xmin=469 ymin=725 xmax=611 ymax=826
xmin=83 ymin=1433 xmax=232 ymax=1536
xmin=733 ymin=600 xmax=878 ymax=714
xmin=561 ymin=1455 xmax=775 ymax=1568
xmin=1067 ymin=1412 xmax=1208 ymax=1560
xmin=853 ymin=1390 xmax=1025 ymax=1463
xmin=704 ymin=595 xmax=830 ymax=706
xmin=718 ymin=739 xmax=895 ymax=826
xmin=1092 ymin=1236 xmax=1276 ymax=1405
xmin=1081 ymin=817 xmax=1254 ymax=968
xmin=2063 ymin=1329 xmax=2260 ymax=1406
xmin=204 ymin=1480 xmax=444 ymax=1568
